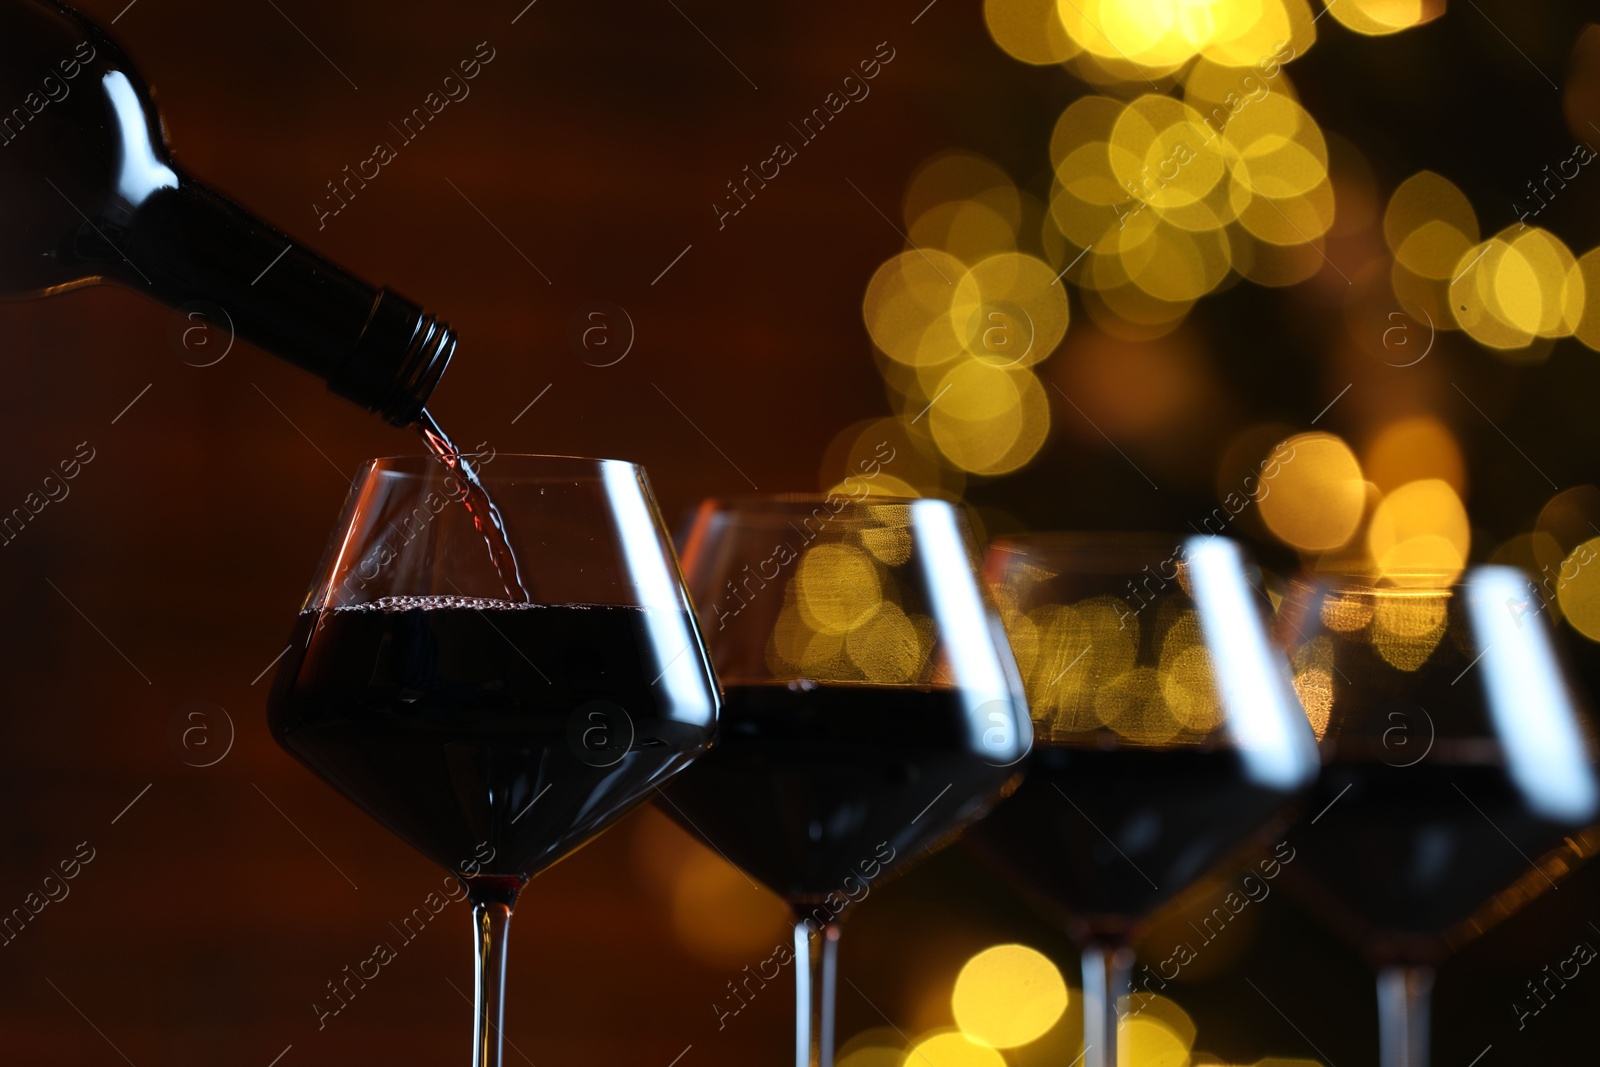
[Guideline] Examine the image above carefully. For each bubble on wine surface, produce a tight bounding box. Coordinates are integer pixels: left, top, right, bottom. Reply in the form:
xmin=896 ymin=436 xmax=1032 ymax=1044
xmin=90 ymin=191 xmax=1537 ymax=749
xmin=319 ymin=596 xmax=630 ymax=613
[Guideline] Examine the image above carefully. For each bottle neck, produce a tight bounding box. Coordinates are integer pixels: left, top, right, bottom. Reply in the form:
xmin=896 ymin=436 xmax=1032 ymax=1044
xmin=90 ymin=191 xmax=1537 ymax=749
xmin=118 ymin=176 xmax=453 ymax=425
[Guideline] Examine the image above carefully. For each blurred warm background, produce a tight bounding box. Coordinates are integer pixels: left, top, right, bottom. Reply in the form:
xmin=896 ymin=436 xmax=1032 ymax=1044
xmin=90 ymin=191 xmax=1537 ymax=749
xmin=2 ymin=0 xmax=1600 ymax=1062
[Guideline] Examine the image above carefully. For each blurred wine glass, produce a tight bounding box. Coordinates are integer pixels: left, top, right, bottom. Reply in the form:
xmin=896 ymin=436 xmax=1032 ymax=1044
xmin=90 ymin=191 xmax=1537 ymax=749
xmin=966 ymin=533 xmax=1319 ymax=1067
xmin=1276 ymin=567 xmax=1600 ymax=1067
xmin=656 ymin=495 xmax=1031 ymax=1067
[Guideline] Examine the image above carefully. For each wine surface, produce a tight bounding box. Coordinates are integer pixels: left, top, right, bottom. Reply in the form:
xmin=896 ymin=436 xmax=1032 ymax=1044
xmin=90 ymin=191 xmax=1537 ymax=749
xmin=965 ymin=741 xmax=1294 ymax=942
xmin=657 ymin=681 xmax=1020 ymax=904
xmin=269 ymin=599 xmax=715 ymax=887
xmin=416 ymin=409 xmax=529 ymax=601
xmin=1284 ymin=749 xmax=1590 ymax=962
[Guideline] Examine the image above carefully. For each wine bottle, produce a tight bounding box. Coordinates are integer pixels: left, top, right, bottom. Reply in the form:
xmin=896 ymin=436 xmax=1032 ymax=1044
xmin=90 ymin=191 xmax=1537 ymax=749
xmin=0 ymin=0 xmax=453 ymax=426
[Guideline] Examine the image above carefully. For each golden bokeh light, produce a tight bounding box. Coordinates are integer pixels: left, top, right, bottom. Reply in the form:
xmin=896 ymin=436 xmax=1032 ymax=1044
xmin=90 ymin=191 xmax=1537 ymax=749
xmin=1257 ymin=433 xmax=1366 ymax=552
xmin=904 ymin=1030 xmax=1008 ymax=1067
xmin=864 ymin=249 xmax=970 ymax=367
xmin=984 ymin=0 xmax=1080 ymax=64
xmin=1323 ymin=0 xmax=1442 ymax=36
xmin=1384 ymin=172 xmax=1478 ymax=268
xmin=1449 ymin=227 xmax=1585 ymax=351
xmin=1569 ymin=247 xmax=1600 ymax=351
xmin=951 ymin=253 xmax=1070 ymax=368
xmin=837 ymin=1048 xmax=902 ymax=1067
xmin=1371 ymin=590 xmax=1449 ymax=671
xmin=819 ymin=416 xmax=964 ymax=498
xmin=951 ymin=943 xmax=1069 ymax=1048
xmin=1556 ymin=536 xmax=1600 ymax=642
xmin=1123 ymin=1013 xmax=1193 ymax=1066
xmin=1363 ymin=417 xmax=1465 ymax=494
xmin=1367 ymin=479 xmax=1470 ymax=586
xmin=797 ymin=544 xmax=881 ymax=634
xmin=1053 ymin=0 xmax=1315 ymax=72
xmin=928 ymin=361 xmax=1052 ymax=475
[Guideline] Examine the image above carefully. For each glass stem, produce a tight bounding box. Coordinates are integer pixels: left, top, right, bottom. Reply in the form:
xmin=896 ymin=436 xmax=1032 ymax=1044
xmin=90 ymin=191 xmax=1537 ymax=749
xmin=792 ymin=910 xmax=842 ymax=1067
xmin=470 ymin=894 xmax=516 ymax=1067
xmin=1081 ymin=942 xmax=1133 ymax=1067
xmin=1378 ymin=965 xmax=1434 ymax=1067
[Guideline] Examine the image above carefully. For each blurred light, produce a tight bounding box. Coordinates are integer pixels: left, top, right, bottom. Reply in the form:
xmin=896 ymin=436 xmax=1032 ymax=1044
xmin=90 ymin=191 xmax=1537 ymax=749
xmin=837 ymin=1036 xmax=904 ymax=1067
xmin=837 ymin=1050 xmax=901 ymax=1067
xmin=984 ymin=0 xmax=1080 ymax=64
xmin=1096 ymin=666 xmax=1182 ymax=743
xmin=1123 ymin=1014 xmax=1192 ymax=1066
xmin=951 ymin=943 xmax=1068 ymax=1048
xmin=906 ymin=153 xmax=1023 ymax=234
xmin=952 ymin=253 xmax=1070 ymax=368
xmin=1556 ymin=536 xmax=1600 ymax=642
xmin=864 ymin=249 xmax=969 ymax=367
xmin=1053 ymin=0 xmax=1316 ymax=71
xmin=820 ymin=416 xmax=963 ymax=498
xmin=1126 ymin=992 xmax=1199 ymax=1050
xmin=904 ymin=1030 xmax=1008 ymax=1067
xmin=1369 ymin=590 xmax=1448 ymax=671
xmin=797 ymin=543 xmax=882 ymax=635
xmin=847 ymin=602 xmax=931 ymax=682
xmin=1367 ymin=479 xmax=1470 ymax=587
xmin=1450 ymin=227 xmax=1584 ymax=351
xmin=1469 ymin=566 xmax=1600 ymax=822
xmin=1323 ymin=0 xmax=1442 ymax=35
xmin=928 ymin=362 xmax=1051 ymax=474
xmin=1291 ymin=662 xmax=1334 ymax=738
xmin=1363 ymin=417 xmax=1465 ymax=494
xmin=1572 ymin=247 xmax=1600 ymax=351
xmin=1019 ymin=598 xmax=1140 ymax=734
xmin=1257 ymin=433 xmax=1366 ymax=552
xmin=1383 ymin=171 xmax=1478 ymax=280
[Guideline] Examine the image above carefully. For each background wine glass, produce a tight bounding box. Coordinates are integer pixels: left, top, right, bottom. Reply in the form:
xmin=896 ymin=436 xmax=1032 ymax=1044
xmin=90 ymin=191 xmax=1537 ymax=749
xmin=1275 ymin=567 xmax=1600 ymax=1067
xmin=656 ymin=495 xmax=1031 ymax=1067
xmin=966 ymin=533 xmax=1319 ymax=1067
xmin=268 ymin=455 xmax=719 ymax=1067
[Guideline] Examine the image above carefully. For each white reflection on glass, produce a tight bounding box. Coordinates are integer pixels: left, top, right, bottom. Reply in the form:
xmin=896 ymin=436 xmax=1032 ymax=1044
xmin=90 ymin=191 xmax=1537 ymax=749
xmin=601 ymin=460 xmax=711 ymax=725
xmin=911 ymin=499 xmax=1028 ymax=762
xmin=1468 ymin=566 xmax=1599 ymax=823
xmin=1186 ymin=536 xmax=1317 ymax=790
xmin=104 ymin=70 xmax=177 ymax=205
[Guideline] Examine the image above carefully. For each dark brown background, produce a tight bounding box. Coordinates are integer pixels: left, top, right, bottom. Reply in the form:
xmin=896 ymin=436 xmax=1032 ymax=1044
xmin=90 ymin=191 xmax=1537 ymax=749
xmin=1 ymin=0 xmax=1598 ymax=1063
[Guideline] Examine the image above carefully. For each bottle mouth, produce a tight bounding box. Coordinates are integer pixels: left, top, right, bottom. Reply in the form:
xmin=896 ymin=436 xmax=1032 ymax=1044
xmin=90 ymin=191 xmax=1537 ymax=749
xmin=382 ymin=311 xmax=455 ymax=426
xmin=330 ymin=288 xmax=456 ymax=426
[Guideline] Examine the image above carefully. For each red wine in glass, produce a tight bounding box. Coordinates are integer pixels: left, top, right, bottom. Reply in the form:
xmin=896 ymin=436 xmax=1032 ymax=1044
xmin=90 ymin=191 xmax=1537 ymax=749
xmin=272 ymin=599 xmax=710 ymax=898
xmin=268 ymin=456 xmax=719 ymax=1067
xmin=658 ymin=497 xmax=1031 ymax=1067
xmin=661 ymin=680 xmax=1019 ymax=904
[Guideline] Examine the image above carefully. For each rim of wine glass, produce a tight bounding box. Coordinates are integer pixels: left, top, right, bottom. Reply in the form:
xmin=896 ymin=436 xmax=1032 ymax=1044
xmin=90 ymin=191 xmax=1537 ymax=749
xmin=692 ymin=492 xmax=946 ymax=522
xmin=1287 ymin=568 xmax=1471 ymax=596
xmin=362 ymin=453 xmax=644 ymax=475
xmin=986 ymin=530 xmax=1206 ymax=572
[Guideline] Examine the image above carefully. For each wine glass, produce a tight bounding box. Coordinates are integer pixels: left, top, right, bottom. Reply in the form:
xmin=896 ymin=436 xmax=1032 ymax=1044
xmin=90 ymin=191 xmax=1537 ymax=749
xmin=965 ymin=533 xmax=1319 ymax=1067
xmin=267 ymin=455 xmax=720 ymax=1067
xmin=656 ymin=495 xmax=1031 ymax=1067
xmin=1275 ymin=567 xmax=1600 ymax=1067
